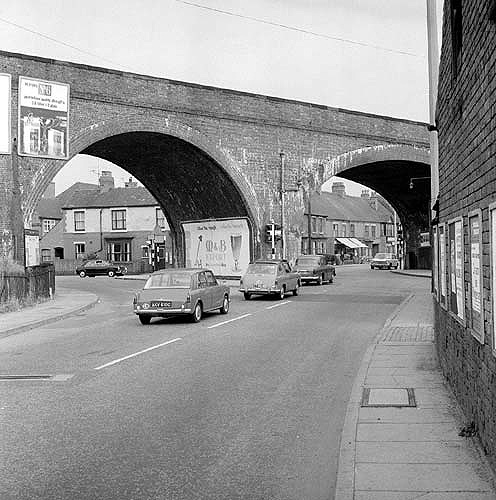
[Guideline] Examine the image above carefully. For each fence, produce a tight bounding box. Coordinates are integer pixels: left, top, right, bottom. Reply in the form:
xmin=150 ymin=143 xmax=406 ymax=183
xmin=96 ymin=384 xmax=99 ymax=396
xmin=0 ymin=264 xmax=56 ymax=305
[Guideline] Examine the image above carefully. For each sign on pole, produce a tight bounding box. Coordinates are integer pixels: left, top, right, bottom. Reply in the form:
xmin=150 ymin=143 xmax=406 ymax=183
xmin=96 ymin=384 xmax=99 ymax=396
xmin=18 ymin=76 xmax=69 ymax=159
xmin=0 ymin=73 xmax=11 ymax=154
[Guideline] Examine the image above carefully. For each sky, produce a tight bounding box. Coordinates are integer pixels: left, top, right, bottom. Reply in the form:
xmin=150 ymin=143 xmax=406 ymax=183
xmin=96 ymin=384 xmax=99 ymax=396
xmin=0 ymin=0 xmax=443 ymax=196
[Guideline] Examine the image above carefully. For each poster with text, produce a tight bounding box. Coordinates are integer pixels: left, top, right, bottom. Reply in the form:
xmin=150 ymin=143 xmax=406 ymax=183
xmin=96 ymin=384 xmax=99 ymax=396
xmin=439 ymin=224 xmax=447 ymax=306
xmin=491 ymin=207 xmax=496 ymax=352
xmin=18 ymin=77 xmax=69 ymax=159
xmin=182 ymin=218 xmax=251 ymax=278
xmin=0 ymin=74 xmax=10 ymax=154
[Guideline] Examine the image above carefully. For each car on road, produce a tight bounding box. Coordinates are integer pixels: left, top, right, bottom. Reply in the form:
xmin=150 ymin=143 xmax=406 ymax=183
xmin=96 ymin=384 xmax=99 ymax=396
xmin=76 ymin=259 xmax=127 ymax=278
xmin=293 ymin=254 xmax=335 ymax=285
xmin=239 ymin=259 xmax=300 ymax=300
xmin=370 ymin=253 xmax=399 ymax=270
xmin=133 ymin=268 xmax=230 ymax=324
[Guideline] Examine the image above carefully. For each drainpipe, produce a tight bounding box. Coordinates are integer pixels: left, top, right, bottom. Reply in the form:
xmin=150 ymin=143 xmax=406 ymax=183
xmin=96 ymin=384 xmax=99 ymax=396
xmin=426 ymin=0 xmax=440 ymax=220
xmin=280 ymin=151 xmax=286 ymax=260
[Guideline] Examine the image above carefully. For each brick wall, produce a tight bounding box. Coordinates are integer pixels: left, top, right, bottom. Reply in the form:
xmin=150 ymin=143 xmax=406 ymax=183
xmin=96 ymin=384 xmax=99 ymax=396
xmin=435 ymin=0 xmax=496 ymax=470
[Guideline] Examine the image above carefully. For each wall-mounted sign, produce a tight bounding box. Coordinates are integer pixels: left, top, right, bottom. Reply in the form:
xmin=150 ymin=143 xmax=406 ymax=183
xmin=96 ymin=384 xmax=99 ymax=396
xmin=182 ymin=218 xmax=251 ymax=278
xmin=469 ymin=210 xmax=483 ymax=341
xmin=439 ymin=223 xmax=447 ymax=308
xmin=24 ymin=228 xmax=40 ymax=267
xmin=18 ymin=76 xmax=69 ymax=159
xmin=448 ymin=218 xmax=464 ymax=322
xmin=0 ymin=73 xmax=11 ymax=154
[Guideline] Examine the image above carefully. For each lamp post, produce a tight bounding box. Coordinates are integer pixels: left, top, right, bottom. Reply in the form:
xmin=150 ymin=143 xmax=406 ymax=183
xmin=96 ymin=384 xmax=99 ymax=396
xmin=280 ymin=151 xmax=286 ymax=259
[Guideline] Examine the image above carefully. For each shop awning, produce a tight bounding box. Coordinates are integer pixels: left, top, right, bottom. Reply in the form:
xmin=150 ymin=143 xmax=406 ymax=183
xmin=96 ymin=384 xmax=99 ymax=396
xmin=335 ymin=237 xmax=368 ymax=249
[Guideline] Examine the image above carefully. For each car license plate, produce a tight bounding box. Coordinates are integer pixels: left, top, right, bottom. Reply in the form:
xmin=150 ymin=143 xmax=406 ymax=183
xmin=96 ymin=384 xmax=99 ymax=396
xmin=151 ymin=301 xmax=172 ymax=308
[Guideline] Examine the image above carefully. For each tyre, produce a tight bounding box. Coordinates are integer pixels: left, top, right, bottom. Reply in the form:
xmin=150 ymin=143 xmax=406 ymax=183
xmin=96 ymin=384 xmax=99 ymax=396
xmin=79 ymin=270 xmax=86 ymax=278
xmin=108 ymin=270 xmax=115 ymax=277
xmin=388 ymin=264 xmax=392 ymax=270
xmin=220 ymin=295 xmax=230 ymax=314
xmin=278 ymin=286 xmax=286 ymax=300
xmin=191 ymin=302 xmax=202 ymax=322
xmin=243 ymin=292 xmax=251 ymax=300
xmin=317 ymin=275 xmax=323 ymax=285
xmin=138 ymin=315 xmax=151 ymax=325
xmin=370 ymin=266 xmax=374 ymax=270
xmin=329 ymin=275 xmax=334 ymax=284
xmin=292 ymin=283 xmax=299 ymax=296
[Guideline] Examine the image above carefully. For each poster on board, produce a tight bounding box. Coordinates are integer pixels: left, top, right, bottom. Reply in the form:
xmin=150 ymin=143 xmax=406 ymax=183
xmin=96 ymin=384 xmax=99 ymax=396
xmin=18 ymin=76 xmax=69 ymax=159
xmin=24 ymin=229 xmax=40 ymax=267
xmin=433 ymin=226 xmax=438 ymax=296
xmin=454 ymin=219 xmax=464 ymax=320
xmin=469 ymin=212 xmax=483 ymax=340
xmin=0 ymin=74 xmax=10 ymax=154
xmin=182 ymin=218 xmax=251 ymax=278
xmin=439 ymin=224 xmax=447 ymax=306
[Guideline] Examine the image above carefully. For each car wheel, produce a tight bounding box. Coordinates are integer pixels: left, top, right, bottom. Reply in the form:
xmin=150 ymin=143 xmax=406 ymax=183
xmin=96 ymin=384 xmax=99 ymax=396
xmin=108 ymin=270 xmax=115 ymax=277
xmin=79 ymin=270 xmax=86 ymax=278
xmin=317 ymin=275 xmax=323 ymax=285
xmin=243 ymin=292 xmax=251 ymax=300
xmin=191 ymin=302 xmax=202 ymax=322
xmin=278 ymin=286 xmax=286 ymax=300
xmin=220 ymin=294 xmax=230 ymax=314
xmin=370 ymin=266 xmax=374 ymax=270
xmin=388 ymin=264 xmax=392 ymax=270
xmin=292 ymin=283 xmax=299 ymax=296
xmin=138 ymin=315 xmax=151 ymax=325
xmin=329 ymin=275 xmax=334 ymax=284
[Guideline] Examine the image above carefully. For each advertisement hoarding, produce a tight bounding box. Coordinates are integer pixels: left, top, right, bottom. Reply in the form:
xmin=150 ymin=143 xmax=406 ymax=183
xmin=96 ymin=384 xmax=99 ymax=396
xmin=18 ymin=76 xmax=69 ymax=159
xmin=182 ymin=218 xmax=251 ymax=278
xmin=0 ymin=73 xmax=11 ymax=154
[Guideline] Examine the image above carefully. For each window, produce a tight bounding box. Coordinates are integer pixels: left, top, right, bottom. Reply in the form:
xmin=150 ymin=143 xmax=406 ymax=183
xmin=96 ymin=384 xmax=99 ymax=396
xmin=54 ymin=247 xmax=64 ymax=259
xmin=111 ymin=210 xmax=126 ymax=230
xmin=41 ymin=248 xmax=52 ymax=262
xmin=451 ymin=0 xmax=463 ymax=78
xmin=42 ymin=219 xmax=57 ymax=233
xmin=107 ymin=241 xmax=130 ymax=262
xmin=350 ymin=224 xmax=355 ymax=237
xmin=198 ymin=272 xmax=207 ymax=287
xmin=74 ymin=242 xmax=85 ymax=260
xmin=333 ymin=223 xmax=339 ymax=235
xmin=205 ymin=271 xmax=217 ymax=286
xmin=141 ymin=245 xmax=149 ymax=259
xmin=156 ymin=208 xmax=166 ymax=228
xmin=311 ymin=217 xmax=317 ymax=233
xmin=318 ymin=218 xmax=324 ymax=234
xmin=364 ymin=225 xmax=369 ymax=238
xmin=341 ymin=223 xmax=346 ymax=237
xmin=74 ymin=211 xmax=85 ymax=232
xmin=371 ymin=225 xmax=376 ymax=238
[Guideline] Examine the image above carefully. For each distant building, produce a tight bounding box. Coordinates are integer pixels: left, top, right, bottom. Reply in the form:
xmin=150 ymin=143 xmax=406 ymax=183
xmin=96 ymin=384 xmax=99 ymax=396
xmin=38 ymin=172 xmax=170 ymax=274
xmin=303 ymin=182 xmax=399 ymax=261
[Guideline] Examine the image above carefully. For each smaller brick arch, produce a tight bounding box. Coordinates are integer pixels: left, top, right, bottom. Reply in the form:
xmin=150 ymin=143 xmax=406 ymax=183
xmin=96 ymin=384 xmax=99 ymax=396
xmin=24 ymin=113 xmax=260 ymax=228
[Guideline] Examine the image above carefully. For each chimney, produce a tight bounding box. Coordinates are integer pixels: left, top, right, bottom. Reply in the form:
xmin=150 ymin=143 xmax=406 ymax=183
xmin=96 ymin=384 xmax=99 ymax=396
xmin=331 ymin=182 xmax=346 ymax=197
xmin=124 ymin=176 xmax=138 ymax=188
xmin=43 ymin=182 xmax=56 ymax=199
xmin=99 ymin=171 xmax=115 ymax=192
xmin=369 ymin=193 xmax=378 ymax=210
xmin=360 ymin=189 xmax=370 ymax=199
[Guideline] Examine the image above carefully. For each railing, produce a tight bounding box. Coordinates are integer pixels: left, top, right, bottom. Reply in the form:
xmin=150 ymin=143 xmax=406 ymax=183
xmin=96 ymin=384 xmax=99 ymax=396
xmin=0 ymin=264 xmax=55 ymax=305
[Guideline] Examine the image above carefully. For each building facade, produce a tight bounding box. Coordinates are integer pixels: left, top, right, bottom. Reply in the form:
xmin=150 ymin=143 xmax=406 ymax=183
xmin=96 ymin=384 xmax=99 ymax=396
xmin=302 ymin=182 xmax=399 ymax=262
xmin=433 ymin=0 xmax=496 ymax=471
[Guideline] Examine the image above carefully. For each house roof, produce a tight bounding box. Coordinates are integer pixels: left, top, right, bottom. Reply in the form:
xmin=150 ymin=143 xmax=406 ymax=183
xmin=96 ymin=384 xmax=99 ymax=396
xmin=61 ymin=186 xmax=159 ymax=209
xmin=309 ymin=191 xmax=393 ymax=223
xmin=36 ymin=198 xmax=62 ymax=220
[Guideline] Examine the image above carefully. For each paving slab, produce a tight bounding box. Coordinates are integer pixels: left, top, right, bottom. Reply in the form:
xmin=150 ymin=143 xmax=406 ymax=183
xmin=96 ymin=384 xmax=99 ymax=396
xmin=357 ymin=422 xmax=464 ymax=442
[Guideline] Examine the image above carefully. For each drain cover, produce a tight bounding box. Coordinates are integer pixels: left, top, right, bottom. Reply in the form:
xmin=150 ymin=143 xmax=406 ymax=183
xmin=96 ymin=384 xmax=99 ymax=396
xmin=361 ymin=388 xmax=416 ymax=407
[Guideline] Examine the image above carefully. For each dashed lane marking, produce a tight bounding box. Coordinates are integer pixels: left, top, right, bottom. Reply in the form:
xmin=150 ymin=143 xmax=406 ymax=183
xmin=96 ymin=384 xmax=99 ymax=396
xmin=265 ymin=300 xmax=291 ymax=310
xmin=94 ymin=337 xmax=182 ymax=371
xmin=207 ymin=314 xmax=252 ymax=329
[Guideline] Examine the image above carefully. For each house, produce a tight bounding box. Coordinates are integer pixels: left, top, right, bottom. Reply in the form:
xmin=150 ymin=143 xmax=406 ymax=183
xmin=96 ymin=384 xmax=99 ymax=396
xmin=39 ymin=172 xmax=171 ymax=274
xmin=303 ymin=182 xmax=399 ymax=261
xmin=433 ymin=0 xmax=496 ymax=473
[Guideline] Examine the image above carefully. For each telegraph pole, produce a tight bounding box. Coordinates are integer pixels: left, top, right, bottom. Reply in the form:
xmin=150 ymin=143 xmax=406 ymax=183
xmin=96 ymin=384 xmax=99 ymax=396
xmin=280 ymin=151 xmax=286 ymax=259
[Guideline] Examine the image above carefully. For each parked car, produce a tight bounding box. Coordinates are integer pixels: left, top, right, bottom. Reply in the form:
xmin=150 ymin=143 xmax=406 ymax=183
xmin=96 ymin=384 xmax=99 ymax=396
xmin=293 ymin=254 xmax=335 ymax=285
xmin=239 ymin=260 xmax=300 ymax=300
xmin=133 ymin=268 xmax=230 ymax=324
xmin=76 ymin=259 xmax=127 ymax=278
xmin=370 ymin=253 xmax=399 ymax=270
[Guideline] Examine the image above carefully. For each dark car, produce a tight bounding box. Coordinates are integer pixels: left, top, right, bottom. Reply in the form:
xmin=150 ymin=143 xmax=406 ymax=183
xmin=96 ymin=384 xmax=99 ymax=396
xmin=133 ymin=268 xmax=230 ymax=324
xmin=293 ymin=254 xmax=335 ymax=285
xmin=76 ymin=259 xmax=127 ymax=278
xmin=239 ymin=259 xmax=300 ymax=300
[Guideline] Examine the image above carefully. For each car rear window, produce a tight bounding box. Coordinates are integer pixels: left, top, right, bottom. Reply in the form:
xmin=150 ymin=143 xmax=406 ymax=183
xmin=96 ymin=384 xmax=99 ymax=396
xmin=295 ymin=257 xmax=320 ymax=265
xmin=144 ymin=272 xmax=192 ymax=289
xmin=374 ymin=253 xmax=393 ymax=259
xmin=246 ymin=263 xmax=277 ymax=274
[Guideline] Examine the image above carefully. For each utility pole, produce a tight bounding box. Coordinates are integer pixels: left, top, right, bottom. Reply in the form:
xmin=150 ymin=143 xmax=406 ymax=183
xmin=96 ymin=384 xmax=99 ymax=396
xmin=280 ymin=151 xmax=286 ymax=260
xmin=307 ymin=190 xmax=312 ymax=254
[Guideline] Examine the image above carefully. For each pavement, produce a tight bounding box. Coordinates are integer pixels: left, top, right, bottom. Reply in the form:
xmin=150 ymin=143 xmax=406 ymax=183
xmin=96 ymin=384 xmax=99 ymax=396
xmin=1 ymin=270 xmax=495 ymax=499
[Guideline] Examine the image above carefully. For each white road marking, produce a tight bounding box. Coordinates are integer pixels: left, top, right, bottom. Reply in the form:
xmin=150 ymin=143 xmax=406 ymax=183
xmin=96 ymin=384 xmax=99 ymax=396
xmin=207 ymin=314 xmax=252 ymax=329
xmin=94 ymin=338 xmax=182 ymax=370
xmin=266 ymin=301 xmax=291 ymax=310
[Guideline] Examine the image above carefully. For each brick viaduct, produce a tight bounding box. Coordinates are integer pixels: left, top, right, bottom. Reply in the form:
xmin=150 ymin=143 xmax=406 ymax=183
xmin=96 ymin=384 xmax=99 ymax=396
xmin=0 ymin=50 xmax=430 ymax=266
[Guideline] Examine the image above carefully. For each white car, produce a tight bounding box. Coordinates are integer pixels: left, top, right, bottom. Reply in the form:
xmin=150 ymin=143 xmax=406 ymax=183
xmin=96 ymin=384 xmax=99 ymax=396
xmin=370 ymin=253 xmax=399 ymax=270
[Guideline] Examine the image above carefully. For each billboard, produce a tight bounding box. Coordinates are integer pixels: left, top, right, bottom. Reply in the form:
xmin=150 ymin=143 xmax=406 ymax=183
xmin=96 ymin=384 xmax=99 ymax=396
xmin=0 ymin=73 xmax=10 ymax=154
xmin=182 ymin=218 xmax=251 ymax=278
xmin=18 ymin=76 xmax=69 ymax=159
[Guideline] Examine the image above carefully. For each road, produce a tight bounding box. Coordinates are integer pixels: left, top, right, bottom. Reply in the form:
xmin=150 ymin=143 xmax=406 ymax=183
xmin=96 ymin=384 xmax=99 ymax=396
xmin=0 ymin=265 xmax=428 ymax=500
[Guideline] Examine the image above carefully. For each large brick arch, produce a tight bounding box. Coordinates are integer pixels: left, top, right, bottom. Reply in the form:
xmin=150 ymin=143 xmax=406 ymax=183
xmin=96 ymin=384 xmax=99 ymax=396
xmin=24 ymin=113 xmax=260 ymax=228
